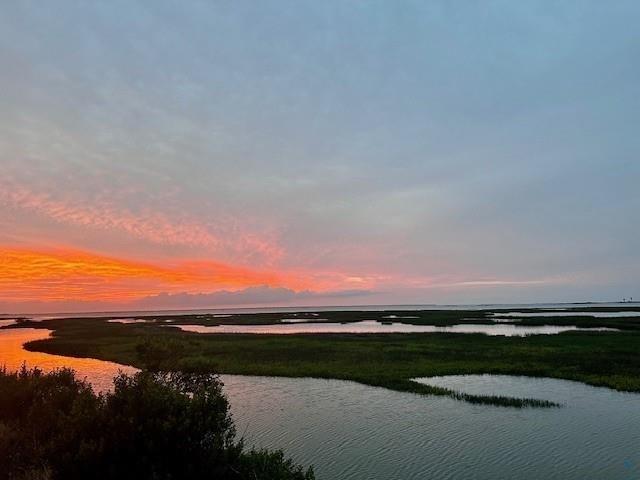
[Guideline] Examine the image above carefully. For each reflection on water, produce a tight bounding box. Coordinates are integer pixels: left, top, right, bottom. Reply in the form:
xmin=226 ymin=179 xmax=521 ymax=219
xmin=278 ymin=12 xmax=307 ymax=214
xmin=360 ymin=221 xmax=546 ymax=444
xmin=108 ymin=318 xmax=177 ymax=324
xmin=494 ymin=311 xmax=640 ymax=318
xmin=0 ymin=328 xmax=137 ymax=393
xmin=0 ymin=319 xmax=17 ymax=327
xmin=107 ymin=318 xmax=154 ymax=324
xmin=414 ymin=374 xmax=633 ymax=403
xmin=171 ymin=320 xmax=617 ymax=336
xmin=224 ymin=374 xmax=640 ymax=480
xmin=281 ymin=318 xmax=329 ymax=323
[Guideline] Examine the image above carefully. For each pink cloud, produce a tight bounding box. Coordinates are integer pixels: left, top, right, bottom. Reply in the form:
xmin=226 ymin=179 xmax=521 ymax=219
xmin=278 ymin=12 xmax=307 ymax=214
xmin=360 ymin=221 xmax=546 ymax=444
xmin=0 ymin=182 xmax=284 ymax=265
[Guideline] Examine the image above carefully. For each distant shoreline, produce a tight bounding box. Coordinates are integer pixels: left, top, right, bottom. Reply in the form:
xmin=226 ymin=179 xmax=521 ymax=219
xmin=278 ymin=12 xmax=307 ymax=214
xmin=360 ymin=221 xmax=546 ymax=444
xmin=5 ymin=300 xmax=639 ymax=319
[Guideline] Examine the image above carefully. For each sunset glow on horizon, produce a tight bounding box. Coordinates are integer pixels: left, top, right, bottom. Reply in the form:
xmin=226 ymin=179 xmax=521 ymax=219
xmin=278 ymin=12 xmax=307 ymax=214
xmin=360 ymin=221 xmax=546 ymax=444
xmin=0 ymin=246 xmax=316 ymax=303
xmin=1 ymin=2 xmax=638 ymax=312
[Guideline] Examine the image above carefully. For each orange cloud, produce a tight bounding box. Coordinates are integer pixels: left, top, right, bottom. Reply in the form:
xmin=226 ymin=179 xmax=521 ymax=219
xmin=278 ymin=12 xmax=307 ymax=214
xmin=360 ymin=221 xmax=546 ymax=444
xmin=0 ymin=247 xmax=308 ymax=303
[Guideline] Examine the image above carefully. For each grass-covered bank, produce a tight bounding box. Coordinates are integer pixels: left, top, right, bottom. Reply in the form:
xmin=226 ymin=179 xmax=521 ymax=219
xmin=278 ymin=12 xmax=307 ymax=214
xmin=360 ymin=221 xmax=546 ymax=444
xmin=14 ymin=312 xmax=640 ymax=408
xmin=0 ymin=366 xmax=314 ymax=480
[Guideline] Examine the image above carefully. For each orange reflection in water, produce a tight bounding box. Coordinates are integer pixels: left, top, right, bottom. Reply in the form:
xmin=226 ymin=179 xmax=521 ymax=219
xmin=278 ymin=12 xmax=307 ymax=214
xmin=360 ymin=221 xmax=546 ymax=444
xmin=0 ymin=328 xmax=137 ymax=393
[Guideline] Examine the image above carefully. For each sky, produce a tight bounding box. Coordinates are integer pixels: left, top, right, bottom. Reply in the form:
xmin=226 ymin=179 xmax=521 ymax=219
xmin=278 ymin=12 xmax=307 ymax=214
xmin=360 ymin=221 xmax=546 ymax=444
xmin=1 ymin=1 xmax=639 ymax=313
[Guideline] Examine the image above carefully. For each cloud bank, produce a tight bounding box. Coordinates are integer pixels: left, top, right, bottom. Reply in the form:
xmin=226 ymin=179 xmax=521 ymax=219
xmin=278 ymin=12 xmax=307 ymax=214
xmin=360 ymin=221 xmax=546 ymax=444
xmin=0 ymin=286 xmax=375 ymax=314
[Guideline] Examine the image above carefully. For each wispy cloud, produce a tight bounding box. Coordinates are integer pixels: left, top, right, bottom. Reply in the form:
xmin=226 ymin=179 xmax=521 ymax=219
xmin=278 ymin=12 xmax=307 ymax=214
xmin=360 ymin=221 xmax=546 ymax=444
xmin=133 ymin=286 xmax=374 ymax=309
xmin=0 ymin=182 xmax=284 ymax=264
xmin=425 ymin=278 xmax=563 ymax=288
xmin=1 ymin=185 xmax=219 ymax=248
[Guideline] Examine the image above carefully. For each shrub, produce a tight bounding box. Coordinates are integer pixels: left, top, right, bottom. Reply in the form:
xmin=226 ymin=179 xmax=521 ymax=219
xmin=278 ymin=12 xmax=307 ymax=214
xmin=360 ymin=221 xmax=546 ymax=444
xmin=0 ymin=367 xmax=314 ymax=480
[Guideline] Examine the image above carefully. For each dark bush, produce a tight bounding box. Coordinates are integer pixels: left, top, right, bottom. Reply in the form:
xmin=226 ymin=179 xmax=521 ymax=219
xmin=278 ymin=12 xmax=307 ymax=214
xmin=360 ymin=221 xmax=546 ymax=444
xmin=0 ymin=366 xmax=314 ymax=480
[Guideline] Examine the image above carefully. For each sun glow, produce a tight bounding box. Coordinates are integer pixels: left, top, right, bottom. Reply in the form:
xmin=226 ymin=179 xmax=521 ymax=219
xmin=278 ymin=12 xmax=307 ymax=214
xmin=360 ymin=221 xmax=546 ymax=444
xmin=0 ymin=247 xmax=309 ymax=303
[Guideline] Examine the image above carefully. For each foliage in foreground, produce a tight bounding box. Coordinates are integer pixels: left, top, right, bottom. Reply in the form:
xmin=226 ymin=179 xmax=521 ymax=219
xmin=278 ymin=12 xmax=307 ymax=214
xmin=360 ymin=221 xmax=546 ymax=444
xmin=0 ymin=366 xmax=314 ymax=480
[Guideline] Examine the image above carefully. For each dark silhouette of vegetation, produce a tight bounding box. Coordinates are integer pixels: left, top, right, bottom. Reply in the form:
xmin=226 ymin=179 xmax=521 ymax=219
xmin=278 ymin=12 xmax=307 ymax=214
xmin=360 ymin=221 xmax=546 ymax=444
xmin=136 ymin=337 xmax=188 ymax=371
xmin=0 ymin=366 xmax=314 ymax=480
xmin=22 ymin=305 xmax=637 ymax=329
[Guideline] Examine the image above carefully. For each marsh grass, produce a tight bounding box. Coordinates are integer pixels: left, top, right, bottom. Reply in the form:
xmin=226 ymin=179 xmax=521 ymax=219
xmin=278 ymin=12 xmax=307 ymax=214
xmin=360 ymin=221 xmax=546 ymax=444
xmin=18 ymin=310 xmax=640 ymax=408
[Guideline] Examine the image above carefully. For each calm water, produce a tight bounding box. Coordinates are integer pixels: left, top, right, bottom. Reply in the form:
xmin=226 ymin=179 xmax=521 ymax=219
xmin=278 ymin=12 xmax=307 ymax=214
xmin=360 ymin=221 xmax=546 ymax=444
xmin=493 ymin=311 xmax=640 ymax=318
xmin=0 ymin=328 xmax=137 ymax=392
xmin=171 ymin=321 xmax=616 ymax=336
xmin=1 ymin=328 xmax=639 ymax=479
xmin=224 ymin=375 xmax=640 ymax=479
xmin=18 ymin=301 xmax=640 ymax=321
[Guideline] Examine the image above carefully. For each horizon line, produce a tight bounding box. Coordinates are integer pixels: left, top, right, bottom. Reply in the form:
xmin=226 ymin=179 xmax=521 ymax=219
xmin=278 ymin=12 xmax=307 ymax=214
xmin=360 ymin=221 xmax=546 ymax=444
xmin=4 ymin=299 xmax=639 ymax=318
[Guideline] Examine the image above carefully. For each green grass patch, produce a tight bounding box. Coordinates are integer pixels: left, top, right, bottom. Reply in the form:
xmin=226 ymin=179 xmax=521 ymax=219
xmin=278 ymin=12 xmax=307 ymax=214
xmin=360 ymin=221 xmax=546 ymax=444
xmin=17 ymin=312 xmax=640 ymax=408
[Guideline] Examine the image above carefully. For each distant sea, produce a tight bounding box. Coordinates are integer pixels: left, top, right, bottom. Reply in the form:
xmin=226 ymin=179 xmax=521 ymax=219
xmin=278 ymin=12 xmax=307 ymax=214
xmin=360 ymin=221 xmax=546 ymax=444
xmin=8 ymin=301 xmax=639 ymax=321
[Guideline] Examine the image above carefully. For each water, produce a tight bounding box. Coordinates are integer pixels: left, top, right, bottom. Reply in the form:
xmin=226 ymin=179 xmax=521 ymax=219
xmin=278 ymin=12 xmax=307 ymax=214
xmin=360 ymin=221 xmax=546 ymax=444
xmin=223 ymin=375 xmax=640 ymax=479
xmin=281 ymin=318 xmax=330 ymax=323
xmin=1 ymin=328 xmax=639 ymax=479
xmin=0 ymin=328 xmax=137 ymax=393
xmin=107 ymin=318 xmax=157 ymax=324
xmin=493 ymin=311 xmax=640 ymax=318
xmin=170 ymin=321 xmax=617 ymax=336
xmin=16 ymin=301 xmax=640 ymax=320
